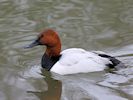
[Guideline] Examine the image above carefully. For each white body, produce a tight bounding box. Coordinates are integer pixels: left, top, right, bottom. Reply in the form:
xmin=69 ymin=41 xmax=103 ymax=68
xmin=50 ymin=48 xmax=112 ymax=75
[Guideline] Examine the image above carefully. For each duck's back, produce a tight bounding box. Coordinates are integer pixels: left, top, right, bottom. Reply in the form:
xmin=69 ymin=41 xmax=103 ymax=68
xmin=50 ymin=48 xmax=112 ymax=75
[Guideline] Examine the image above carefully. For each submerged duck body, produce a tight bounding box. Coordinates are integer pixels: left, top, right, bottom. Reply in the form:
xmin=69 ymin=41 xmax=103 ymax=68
xmin=26 ymin=29 xmax=125 ymax=75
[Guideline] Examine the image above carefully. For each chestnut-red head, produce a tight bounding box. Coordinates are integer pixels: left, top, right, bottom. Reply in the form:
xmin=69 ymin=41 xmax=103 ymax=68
xmin=25 ymin=29 xmax=61 ymax=57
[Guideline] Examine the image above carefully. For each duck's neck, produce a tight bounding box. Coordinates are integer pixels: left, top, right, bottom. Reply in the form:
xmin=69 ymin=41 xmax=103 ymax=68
xmin=45 ymin=43 xmax=61 ymax=57
xmin=41 ymin=53 xmax=61 ymax=70
xmin=42 ymin=44 xmax=61 ymax=70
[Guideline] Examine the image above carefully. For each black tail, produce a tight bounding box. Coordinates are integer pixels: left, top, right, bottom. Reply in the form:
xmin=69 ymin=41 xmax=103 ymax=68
xmin=98 ymin=54 xmax=126 ymax=69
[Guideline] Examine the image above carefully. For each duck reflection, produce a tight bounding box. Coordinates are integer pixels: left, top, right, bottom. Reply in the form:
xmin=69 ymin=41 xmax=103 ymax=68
xmin=26 ymin=67 xmax=132 ymax=100
xmin=27 ymin=69 xmax=62 ymax=100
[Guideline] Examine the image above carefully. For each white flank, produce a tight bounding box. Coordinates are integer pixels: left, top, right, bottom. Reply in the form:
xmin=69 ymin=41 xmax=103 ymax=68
xmin=50 ymin=48 xmax=111 ymax=75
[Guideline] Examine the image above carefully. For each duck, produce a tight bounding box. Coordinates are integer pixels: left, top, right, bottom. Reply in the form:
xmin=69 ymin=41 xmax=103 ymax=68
xmin=25 ymin=29 xmax=125 ymax=75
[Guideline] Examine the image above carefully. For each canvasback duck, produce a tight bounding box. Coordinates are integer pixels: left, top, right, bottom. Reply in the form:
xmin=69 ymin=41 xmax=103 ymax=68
xmin=25 ymin=29 xmax=125 ymax=75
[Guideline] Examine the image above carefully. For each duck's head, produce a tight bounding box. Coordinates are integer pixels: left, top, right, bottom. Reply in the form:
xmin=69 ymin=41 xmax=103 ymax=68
xmin=25 ymin=29 xmax=61 ymax=57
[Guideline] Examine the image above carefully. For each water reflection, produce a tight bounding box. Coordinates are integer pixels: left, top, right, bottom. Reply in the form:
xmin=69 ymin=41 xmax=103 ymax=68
xmin=1 ymin=64 xmax=133 ymax=100
xmin=28 ymin=70 xmax=62 ymax=100
xmin=47 ymin=68 xmax=133 ymax=100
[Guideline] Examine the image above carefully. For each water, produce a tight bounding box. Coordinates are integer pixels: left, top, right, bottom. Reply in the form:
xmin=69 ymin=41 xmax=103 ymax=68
xmin=0 ymin=0 xmax=133 ymax=100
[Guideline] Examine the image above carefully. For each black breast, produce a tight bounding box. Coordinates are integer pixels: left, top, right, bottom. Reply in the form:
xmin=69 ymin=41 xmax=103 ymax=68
xmin=41 ymin=53 xmax=61 ymax=71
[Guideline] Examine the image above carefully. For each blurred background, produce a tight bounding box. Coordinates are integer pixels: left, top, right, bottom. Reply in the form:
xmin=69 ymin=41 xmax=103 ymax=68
xmin=0 ymin=0 xmax=133 ymax=100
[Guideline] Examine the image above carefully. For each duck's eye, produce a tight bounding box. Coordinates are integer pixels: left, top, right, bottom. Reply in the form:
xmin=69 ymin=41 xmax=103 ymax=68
xmin=38 ymin=34 xmax=44 ymax=39
xmin=41 ymin=34 xmax=44 ymax=38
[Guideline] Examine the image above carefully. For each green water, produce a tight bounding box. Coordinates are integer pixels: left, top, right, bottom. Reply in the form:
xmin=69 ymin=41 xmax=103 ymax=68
xmin=0 ymin=0 xmax=133 ymax=100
